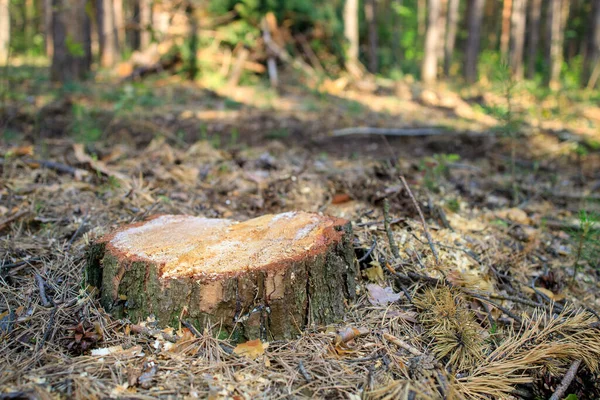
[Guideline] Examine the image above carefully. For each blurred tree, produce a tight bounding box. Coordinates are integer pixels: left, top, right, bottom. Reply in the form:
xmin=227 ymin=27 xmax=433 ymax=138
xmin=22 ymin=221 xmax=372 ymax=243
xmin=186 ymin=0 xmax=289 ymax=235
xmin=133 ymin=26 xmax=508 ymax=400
xmin=51 ymin=0 xmax=91 ymax=81
xmin=443 ymin=0 xmax=459 ymax=76
xmin=114 ymin=0 xmax=125 ymax=50
xmin=500 ymin=0 xmax=512 ymax=58
xmin=547 ymin=0 xmax=569 ymax=89
xmin=584 ymin=0 xmax=599 ymax=88
xmin=509 ymin=0 xmax=526 ymax=79
xmin=422 ymin=0 xmax=441 ymax=83
xmin=464 ymin=0 xmax=484 ymax=83
xmin=138 ymin=0 xmax=152 ymax=50
xmin=344 ymin=0 xmax=359 ymax=67
xmin=526 ymin=0 xmax=541 ymax=79
xmin=97 ymin=0 xmax=120 ymax=67
xmin=44 ymin=0 xmax=53 ymax=57
xmin=365 ymin=0 xmax=378 ymax=72
xmin=0 ymin=0 xmax=8 ymax=63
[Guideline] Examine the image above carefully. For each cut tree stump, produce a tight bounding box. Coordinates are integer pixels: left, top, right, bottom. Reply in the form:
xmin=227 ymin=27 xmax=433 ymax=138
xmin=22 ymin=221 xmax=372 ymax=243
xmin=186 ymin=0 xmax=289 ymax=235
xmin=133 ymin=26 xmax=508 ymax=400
xmin=87 ymin=212 xmax=357 ymax=340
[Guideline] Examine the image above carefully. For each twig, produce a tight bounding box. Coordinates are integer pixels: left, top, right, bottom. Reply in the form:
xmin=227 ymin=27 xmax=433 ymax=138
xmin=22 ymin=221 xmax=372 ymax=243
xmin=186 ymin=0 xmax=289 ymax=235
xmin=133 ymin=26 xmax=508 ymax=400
xmin=298 ymin=360 xmax=312 ymax=383
xmin=37 ymin=307 xmax=57 ymax=351
xmin=35 ymin=274 xmax=52 ymax=307
xmin=64 ymin=214 xmax=89 ymax=251
xmin=355 ymin=217 xmax=404 ymax=227
xmin=357 ymin=239 xmax=377 ymax=263
xmin=181 ymin=320 xmax=202 ymax=337
xmin=0 ymin=210 xmax=30 ymax=231
xmin=383 ymin=199 xmax=400 ymax=259
xmin=467 ymin=293 xmax=523 ymax=324
xmin=0 ymin=257 xmax=42 ymax=271
xmin=549 ymin=359 xmax=582 ymax=400
xmin=400 ymin=176 xmax=439 ymax=264
xmin=382 ymin=332 xmax=422 ymax=356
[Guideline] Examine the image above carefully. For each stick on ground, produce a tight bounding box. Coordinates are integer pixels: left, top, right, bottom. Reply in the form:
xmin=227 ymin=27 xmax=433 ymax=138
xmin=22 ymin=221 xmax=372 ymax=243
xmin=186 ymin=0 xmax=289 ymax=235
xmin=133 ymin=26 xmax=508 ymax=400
xmin=549 ymin=359 xmax=582 ymax=400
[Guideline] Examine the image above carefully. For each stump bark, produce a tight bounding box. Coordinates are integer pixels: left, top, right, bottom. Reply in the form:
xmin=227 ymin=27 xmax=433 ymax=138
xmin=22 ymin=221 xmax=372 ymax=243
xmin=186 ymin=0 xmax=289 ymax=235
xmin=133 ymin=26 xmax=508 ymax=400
xmin=87 ymin=212 xmax=357 ymax=340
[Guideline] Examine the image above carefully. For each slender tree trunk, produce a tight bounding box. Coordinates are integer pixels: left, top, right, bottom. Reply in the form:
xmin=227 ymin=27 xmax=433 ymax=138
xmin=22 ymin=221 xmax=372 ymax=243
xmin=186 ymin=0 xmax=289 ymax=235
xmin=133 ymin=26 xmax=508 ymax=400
xmin=444 ymin=0 xmax=460 ymax=76
xmin=509 ymin=0 xmax=526 ymax=79
xmin=51 ymin=0 xmax=91 ymax=82
xmin=113 ymin=0 xmax=125 ymax=50
xmin=422 ymin=0 xmax=441 ymax=83
xmin=464 ymin=0 xmax=485 ymax=83
xmin=526 ymin=0 xmax=541 ymax=79
xmin=138 ymin=0 xmax=151 ymax=50
xmin=500 ymin=0 xmax=512 ymax=58
xmin=547 ymin=0 xmax=568 ymax=89
xmin=344 ymin=0 xmax=359 ymax=66
xmin=365 ymin=0 xmax=378 ymax=73
xmin=418 ymin=0 xmax=426 ymax=37
xmin=185 ymin=3 xmax=198 ymax=81
xmin=97 ymin=0 xmax=119 ymax=67
xmin=0 ymin=0 xmax=9 ymax=63
xmin=584 ymin=0 xmax=600 ymax=88
xmin=392 ymin=0 xmax=403 ymax=67
xmin=437 ymin=0 xmax=447 ymax=69
xmin=43 ymin=0 xmax=53 ymax=57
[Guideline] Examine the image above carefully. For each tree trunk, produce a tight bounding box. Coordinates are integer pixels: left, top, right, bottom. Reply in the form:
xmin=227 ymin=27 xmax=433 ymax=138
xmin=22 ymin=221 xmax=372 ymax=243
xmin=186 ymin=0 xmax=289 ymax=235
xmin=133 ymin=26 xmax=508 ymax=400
xmin=444 ymin=0 xmax=460 ymax=76
xmin=43 ymin=0 xmax=53 ymax=57
xmin=464 ymin=0 xmax=485 ymax=83
xmin=97 ymin=0 xmax=119 ymax=67
xmin=437 ymin=0 xmax=447 ymax=70
xmin=51 ymin=0 xmax=91 ymax=82
xmin=138 ymin=0 xmax=151 ymax=50
xmin=185 ymin=3 xmax=198 ymax=80
xmin=365 ymin=0 xmax=378 ymax=73
xmin=422 ymin=0 xmax=441 ymax=83
xmin=509 ymin=0 xmax=526 ymax=79
xmin=392 ymin=0 xmax=403 ymax=67
xmin=86 ymin=213 xmax=357 ymax=341
xmin=344 ymin=0 xmax=359 ymax=67
xmin=500 ymin=0 xmax=512 ymax=58
xmin=583 ymin=0 xmax=600 ymax=88
xmin=0 ymin=0 xmax=9 ymax=63
xmin=526 ymin=0 xmax=541 ymax=79
xmin=547 ymin=0 xmax=568 ymax=89
xmin=113 ymin=0 xmax=124 ymax=50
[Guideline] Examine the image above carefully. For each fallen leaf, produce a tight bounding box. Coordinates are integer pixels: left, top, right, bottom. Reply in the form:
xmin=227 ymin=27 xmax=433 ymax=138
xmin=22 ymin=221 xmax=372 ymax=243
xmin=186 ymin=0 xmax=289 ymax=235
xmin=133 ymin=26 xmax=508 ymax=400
xmin=362 ymin=261 xmax=384 ymax=282
xmin=366 ymin=283 xmax=402 ymax=305
xmin=332 ymin=193 xmax=351 ymax=204
xmin=233 ymin=339 xmax=268 ymax=359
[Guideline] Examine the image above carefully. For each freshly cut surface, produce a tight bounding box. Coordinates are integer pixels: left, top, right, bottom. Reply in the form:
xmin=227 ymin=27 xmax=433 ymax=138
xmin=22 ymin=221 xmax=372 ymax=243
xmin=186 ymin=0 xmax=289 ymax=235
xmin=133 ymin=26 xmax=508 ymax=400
xmin=87 ymin=212 xmax=357 ymax=340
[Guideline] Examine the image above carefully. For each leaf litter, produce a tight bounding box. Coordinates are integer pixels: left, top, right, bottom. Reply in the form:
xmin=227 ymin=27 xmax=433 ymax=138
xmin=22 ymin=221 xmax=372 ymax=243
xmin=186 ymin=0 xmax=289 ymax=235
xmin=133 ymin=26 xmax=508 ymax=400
xmin=1 ymin=94 xmax=600 ymax=399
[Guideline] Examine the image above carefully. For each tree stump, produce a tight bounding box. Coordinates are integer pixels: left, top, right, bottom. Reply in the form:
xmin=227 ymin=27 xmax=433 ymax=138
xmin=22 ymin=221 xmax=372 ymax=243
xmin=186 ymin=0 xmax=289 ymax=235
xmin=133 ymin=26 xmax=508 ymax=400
xmin=87 ymin=212 xmax=357 ymax=340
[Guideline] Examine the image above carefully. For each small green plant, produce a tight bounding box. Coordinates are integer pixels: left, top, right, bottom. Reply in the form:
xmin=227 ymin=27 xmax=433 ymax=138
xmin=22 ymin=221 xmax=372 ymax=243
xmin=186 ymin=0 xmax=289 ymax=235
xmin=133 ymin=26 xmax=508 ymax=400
xmin=70 ymin=104 xmax=102 ymax=143
xmin=264 ymin=128 xmax=289 ymax=140
xmin=571 ymin=210 xmax=600 ymax=282
xmin=419 ymin=153 xmax=460 ymax=192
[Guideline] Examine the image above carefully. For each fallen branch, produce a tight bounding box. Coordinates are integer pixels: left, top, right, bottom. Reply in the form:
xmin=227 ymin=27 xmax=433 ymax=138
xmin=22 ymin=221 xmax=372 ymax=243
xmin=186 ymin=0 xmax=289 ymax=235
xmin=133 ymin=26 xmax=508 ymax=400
xmin=0 ymin=210 xmax=30 ymax=231
xmin=333 ymin=326 xmax=369 ymax=345
xmin=35 ymin=274 xmax=52 ymax=307
xmin=382 ymin=332 xmax=422 ymax=356
xmin=549 ymin=359 xmax=582 ymax=400
xmin=332 ymin=127 xmax=465 ymax=137
xmin=129 ymin=324 xmax=179 ymax=343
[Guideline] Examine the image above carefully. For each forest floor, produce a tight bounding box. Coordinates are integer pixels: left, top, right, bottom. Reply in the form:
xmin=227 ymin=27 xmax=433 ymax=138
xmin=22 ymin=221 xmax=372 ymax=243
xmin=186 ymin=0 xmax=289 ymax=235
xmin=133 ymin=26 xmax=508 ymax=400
xmin=1 ymin=68 xmax=600 ymax=399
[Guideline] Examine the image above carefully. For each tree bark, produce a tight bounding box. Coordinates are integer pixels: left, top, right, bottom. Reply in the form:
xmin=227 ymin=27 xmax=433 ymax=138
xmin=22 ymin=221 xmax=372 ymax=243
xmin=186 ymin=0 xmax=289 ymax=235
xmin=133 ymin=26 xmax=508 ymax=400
xmin=86 ymin=213 xmax=357 ymax=341
xmin=444 ymin=0 xmax=460 ymax=76
xmin=584 ymin=0 xmax=600 ymax=88
xmin=509 ymin=0 xmax=526 ymax=79
xmin=464 ymin=0 xmax=485 ymax=83
xmin=51 ymin=0 xmax=91 ymax=82
xmin=43 ymin=0 xmax=53 ymax=57
xmin=365 ymin=0 xmax=379 ymax=73
xmin=97 ymin=0 xmax=119 ymax=67
xmin=0 ymin=0 xmax=9 ymax=63
xmin=138 ymin=0 xmax=151 ymax=50
xmin=526 ymin=0 xmax=541 ymax=79
xmin=113 ymin=0 xmax=125 ymax=50
xmin=500 ymin=0 xmax=512 ymax=58
xmin=547 ymin=0 xmax=569 ymax=89
xmin=437 ymin=0 xmax=448 ymax=70
xmin=344 ymin=0 xmax=359 ymax=68
xmin=422 ymin=0 xmax=441 ymax=83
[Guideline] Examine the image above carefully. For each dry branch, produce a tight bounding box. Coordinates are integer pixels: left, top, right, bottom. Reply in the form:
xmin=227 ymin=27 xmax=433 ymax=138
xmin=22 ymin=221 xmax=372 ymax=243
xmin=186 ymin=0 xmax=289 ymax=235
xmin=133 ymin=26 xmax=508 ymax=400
xmin=549 ymin=359 xmax=582 ymax=400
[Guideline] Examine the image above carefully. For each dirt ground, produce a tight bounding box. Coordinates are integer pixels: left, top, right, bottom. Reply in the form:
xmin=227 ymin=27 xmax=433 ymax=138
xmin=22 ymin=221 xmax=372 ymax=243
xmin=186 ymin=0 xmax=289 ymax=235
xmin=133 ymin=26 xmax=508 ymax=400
xmin=1 ymin=74 xmax=600 ymax=399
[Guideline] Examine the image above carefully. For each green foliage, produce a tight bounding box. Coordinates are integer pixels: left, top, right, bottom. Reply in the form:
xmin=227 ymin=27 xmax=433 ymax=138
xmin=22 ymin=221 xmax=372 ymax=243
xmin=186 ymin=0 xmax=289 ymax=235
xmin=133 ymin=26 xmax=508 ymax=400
xmin=570 ymin=210 xmax=600 ymax=279
xmin=419 ymin=153 xmax=460 ymax=192
xmin=70 ymin=104 xmax=102 ymax=143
